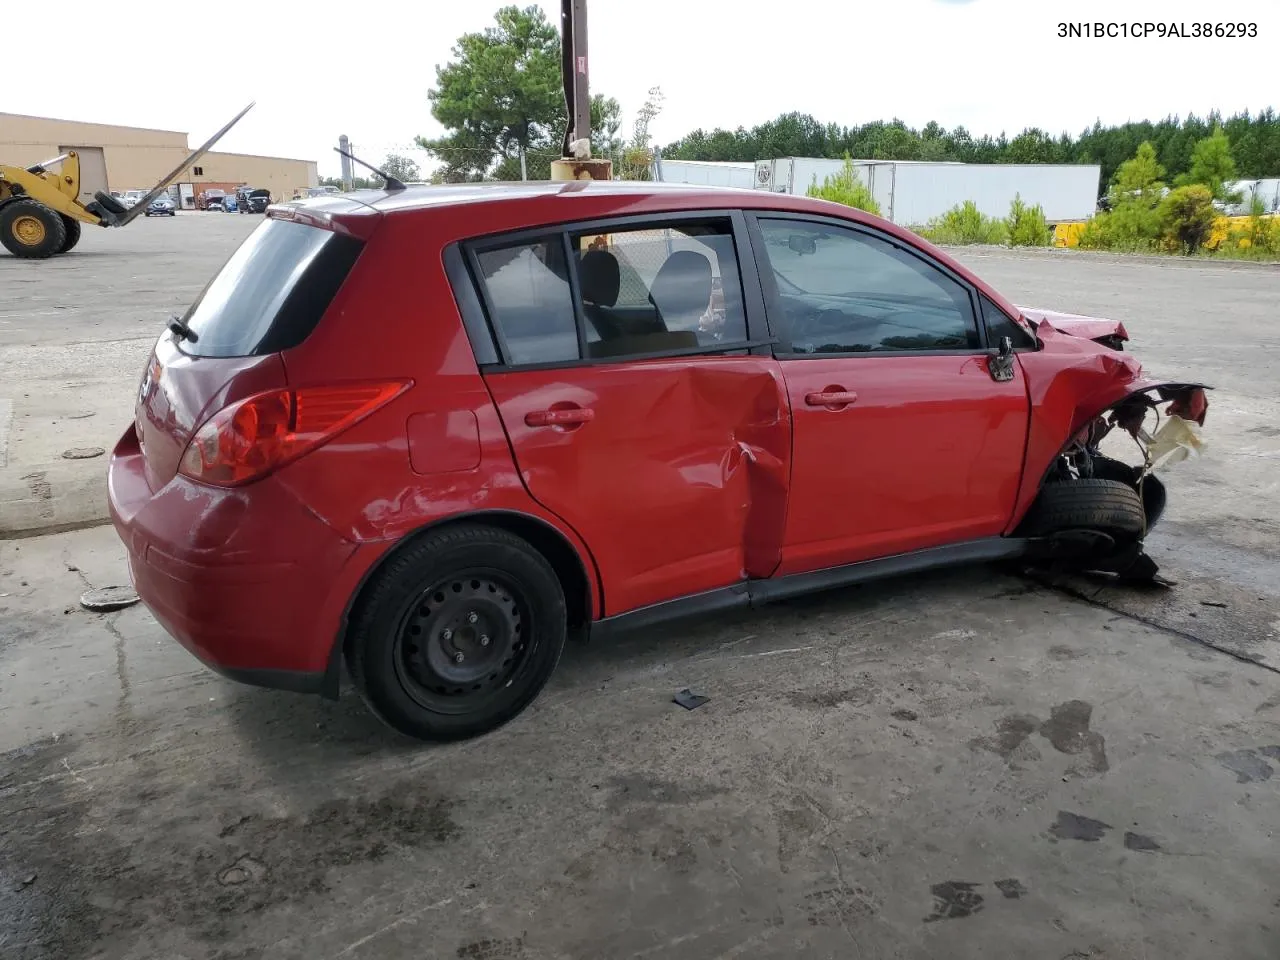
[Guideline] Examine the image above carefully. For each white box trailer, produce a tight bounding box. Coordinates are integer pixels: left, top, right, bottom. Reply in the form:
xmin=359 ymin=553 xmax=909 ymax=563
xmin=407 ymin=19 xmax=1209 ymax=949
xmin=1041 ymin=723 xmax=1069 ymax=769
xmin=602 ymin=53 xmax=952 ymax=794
xmin=1225 ymin=178 xmax=1280 ymax=215
xmin=753 ymin=157 xmax=1101 ymax=225
xmin=651 ymin=158 xmax=756 ymax=189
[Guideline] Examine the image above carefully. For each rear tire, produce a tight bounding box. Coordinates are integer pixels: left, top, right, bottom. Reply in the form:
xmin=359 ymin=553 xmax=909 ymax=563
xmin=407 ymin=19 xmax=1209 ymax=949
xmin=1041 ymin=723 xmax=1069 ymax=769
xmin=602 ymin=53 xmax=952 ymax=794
xmin=0 ymin=199 xmax=66 ymax=259
xmin=346 ymin=524 xmax=567 ymax=742
xmin=1021 ymin=478 xmax=1146 ymax=539
xmin=57 ymin=216 xmax=82 ymax=253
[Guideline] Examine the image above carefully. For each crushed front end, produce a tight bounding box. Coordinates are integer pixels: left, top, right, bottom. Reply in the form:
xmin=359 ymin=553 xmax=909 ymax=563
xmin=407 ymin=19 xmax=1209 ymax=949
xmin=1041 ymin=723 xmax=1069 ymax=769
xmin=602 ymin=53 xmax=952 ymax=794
xmin=1012 ymin=311 xmax=1210 ymax=583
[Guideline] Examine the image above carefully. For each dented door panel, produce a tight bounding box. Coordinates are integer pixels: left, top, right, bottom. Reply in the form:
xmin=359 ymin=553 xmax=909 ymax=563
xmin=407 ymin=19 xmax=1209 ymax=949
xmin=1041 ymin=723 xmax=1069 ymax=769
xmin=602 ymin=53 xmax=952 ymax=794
xmin=483 ymin=357 xmax=791 ymax=617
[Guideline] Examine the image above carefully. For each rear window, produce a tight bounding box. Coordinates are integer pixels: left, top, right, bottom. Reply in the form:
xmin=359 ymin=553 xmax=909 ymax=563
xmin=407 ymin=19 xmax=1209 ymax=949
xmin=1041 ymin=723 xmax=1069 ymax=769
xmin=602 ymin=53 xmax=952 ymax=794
xmin=179 ymin=218 xmax=364 ymax=358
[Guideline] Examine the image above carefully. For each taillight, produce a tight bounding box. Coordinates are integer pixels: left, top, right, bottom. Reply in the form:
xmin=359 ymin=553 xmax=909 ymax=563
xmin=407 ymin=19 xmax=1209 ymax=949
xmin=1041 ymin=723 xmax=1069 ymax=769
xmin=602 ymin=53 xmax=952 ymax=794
xmin=178 ymin=381 xmax=410 ymax=487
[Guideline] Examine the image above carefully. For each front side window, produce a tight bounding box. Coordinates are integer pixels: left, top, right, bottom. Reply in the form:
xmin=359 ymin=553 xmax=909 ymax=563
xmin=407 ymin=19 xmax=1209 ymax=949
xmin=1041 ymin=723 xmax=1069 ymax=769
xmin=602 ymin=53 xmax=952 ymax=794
xmin=757 ymin=219 xmax=981 ymax=355
xmin=980 ymin=294 xmax=1037 ymax=350
xmin=570 ymin=220 xmax=748 ymax=360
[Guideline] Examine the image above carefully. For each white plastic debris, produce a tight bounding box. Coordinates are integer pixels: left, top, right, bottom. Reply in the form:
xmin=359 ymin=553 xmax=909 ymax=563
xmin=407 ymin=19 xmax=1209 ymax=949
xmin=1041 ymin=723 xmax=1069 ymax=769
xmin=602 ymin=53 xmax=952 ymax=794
xmin=1143 ymin=415 xmax=1205 ymax=471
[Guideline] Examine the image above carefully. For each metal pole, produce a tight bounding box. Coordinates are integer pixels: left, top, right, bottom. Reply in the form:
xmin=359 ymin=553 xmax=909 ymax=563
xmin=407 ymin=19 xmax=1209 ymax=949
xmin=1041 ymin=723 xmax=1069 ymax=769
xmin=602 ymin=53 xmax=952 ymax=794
xmin=571 ymin=0 xmax=590 ymax=145
xmin=338 ymin=135 xmax=352 ymax=192
xmin=552 ymin=0 xmax=611 ymax=181
xmin=520 ymin=146 xmax=528 ymax=181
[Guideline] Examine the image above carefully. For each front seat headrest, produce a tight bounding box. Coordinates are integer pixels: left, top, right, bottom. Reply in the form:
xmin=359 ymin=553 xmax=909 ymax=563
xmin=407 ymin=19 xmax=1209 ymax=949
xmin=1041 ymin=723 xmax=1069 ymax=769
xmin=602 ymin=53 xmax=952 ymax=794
xmin=578 ymin=249 xmax=621 ymax=307
xmin=648 ymin=250 xmax=712 ymax=330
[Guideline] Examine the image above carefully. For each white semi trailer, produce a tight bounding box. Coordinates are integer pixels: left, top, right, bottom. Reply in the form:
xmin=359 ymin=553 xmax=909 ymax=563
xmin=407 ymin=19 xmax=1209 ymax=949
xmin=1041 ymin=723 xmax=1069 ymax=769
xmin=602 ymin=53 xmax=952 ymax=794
xmin=750 ymin=157 xmax=1101 ymax=225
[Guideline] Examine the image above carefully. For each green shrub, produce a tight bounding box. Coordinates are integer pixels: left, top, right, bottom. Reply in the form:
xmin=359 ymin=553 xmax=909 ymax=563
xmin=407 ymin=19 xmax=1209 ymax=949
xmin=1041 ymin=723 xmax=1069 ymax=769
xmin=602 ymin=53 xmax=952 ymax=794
xmin=1158 ymin=185 xmax=1217 ymax=254
xmin=1082 ymin=141 xmax=1166 ymax=249
xmin=1005 ymin=193 xmax=1051 ymax=246
xmin=806 ymin=157 xmax=882 ymax=215
xmin=918 ymin=201 xmax=1007 ymax=245
xmin=1076 ymin=214 xmax=1111 ymax=250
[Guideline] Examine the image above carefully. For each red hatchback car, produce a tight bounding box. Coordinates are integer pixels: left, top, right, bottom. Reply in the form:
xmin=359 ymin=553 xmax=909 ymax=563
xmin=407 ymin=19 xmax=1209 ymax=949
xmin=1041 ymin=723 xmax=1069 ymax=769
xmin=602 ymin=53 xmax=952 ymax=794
xmin=107 ymin=182 xmax=1208 ymax=741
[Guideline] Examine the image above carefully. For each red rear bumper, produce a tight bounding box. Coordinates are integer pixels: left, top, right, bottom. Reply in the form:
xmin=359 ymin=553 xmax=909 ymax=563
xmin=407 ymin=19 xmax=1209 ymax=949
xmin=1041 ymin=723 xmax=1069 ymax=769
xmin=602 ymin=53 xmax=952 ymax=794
xmin=107 ymin=425 xmax=377 ymax=696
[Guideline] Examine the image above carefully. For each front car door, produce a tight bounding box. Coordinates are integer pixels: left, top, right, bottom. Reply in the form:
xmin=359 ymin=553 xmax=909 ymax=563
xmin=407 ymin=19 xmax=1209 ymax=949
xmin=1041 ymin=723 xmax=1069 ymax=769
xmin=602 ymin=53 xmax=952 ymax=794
xmin=746 ymin=214 xmax=1032 ymax=576
xmin=465 ymin=211 xmax=791 ymax=617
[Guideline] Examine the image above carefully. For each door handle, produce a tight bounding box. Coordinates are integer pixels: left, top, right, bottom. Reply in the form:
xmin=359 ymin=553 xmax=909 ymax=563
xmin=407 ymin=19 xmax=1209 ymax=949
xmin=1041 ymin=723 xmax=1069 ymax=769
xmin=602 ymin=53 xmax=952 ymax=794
xmin=525 ymin=407 xmax=594 ymax=427
xmin=805 ymin=390 xmax=858 ymax=407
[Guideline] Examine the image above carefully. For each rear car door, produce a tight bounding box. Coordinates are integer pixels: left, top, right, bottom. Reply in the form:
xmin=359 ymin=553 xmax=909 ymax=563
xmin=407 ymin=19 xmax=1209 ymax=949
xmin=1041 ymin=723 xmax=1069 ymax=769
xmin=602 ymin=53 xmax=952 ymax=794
xmin=747 ymin=214 xmax=1031 ymax=576
xmin=464 ymin=212 xmax=791 ymax=617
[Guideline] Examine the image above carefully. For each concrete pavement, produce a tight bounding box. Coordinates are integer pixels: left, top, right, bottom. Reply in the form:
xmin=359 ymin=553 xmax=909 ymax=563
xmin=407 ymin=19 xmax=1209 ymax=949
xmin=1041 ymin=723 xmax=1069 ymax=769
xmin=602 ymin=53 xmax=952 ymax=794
xmin=3 ymin=220 xmax=1280 ymax=958
xmin=0 ymin=213 xmax=258 ymax=537
xmin=2 ymin=523 xmax=1279 ymax=959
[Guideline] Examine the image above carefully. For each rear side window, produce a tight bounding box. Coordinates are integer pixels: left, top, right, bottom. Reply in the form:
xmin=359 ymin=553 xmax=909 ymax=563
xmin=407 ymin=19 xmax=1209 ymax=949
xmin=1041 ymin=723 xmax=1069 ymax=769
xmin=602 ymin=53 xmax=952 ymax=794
xmin=179 ymin=218 xmax=363 ymax=358
xmin=475 ymin=239 xmax=579 ymax=365
xmin=470 ymin=217 xmax=752 ymax=367
xmin=570 ymin=221 xmax=748 ymax=359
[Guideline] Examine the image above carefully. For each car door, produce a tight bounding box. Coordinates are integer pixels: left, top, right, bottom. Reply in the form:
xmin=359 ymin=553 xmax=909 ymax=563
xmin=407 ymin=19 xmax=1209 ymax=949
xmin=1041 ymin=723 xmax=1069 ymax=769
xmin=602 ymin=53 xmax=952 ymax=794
xmin=747 ymin=214 xmax=1031 ymax=577
xmin=468 ymin=212 xmax=791 ymax=617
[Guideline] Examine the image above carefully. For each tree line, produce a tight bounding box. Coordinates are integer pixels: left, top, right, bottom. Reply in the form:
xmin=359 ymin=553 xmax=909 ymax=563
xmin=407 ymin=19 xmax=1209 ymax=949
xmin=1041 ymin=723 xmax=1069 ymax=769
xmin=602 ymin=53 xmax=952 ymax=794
xmin=417 ymin=5 xmax=1279 ymax=196
xmin=661 ymin=111 xmax=1280 ymax=194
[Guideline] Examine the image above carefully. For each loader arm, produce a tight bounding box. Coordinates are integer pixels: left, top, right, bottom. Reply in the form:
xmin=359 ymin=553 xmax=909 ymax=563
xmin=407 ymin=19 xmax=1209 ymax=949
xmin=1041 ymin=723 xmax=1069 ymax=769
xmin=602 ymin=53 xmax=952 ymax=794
xmin=110 ymin=102 xmax=256 ymax=227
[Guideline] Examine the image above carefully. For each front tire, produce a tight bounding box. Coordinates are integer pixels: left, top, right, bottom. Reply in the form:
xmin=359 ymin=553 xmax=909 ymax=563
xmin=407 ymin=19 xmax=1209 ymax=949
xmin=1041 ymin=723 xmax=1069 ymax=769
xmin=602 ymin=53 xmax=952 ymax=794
xmin=0 ymin=199 xmax=66 ymax=258
xmin=1021 ymin=478 xmax=1146 ymax=540
xmin=346 ymin=524 xmax=567 ymax=742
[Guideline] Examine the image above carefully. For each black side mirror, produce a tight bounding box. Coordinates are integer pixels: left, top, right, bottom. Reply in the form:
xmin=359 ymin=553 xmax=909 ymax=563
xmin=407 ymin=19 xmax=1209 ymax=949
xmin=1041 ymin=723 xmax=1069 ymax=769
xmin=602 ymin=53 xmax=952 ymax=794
xmin=988 ymin=336 xmax=1015 ymax=382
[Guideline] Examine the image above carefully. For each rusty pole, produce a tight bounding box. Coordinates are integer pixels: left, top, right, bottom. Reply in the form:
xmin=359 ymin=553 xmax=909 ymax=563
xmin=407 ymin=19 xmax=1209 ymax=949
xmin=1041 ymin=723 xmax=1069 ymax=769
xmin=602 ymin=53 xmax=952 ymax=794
xmin=551 ymin=0 xmax=612 ymax=181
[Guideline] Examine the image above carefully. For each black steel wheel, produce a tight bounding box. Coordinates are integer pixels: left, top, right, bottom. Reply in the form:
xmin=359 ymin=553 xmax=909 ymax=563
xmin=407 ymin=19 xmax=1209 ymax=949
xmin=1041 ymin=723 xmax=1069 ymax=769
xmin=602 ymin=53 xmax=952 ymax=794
xmin=346 ymin=524 xmax=567 ymax=742
xmin=394 ymin=573 xmax=533 ymax=712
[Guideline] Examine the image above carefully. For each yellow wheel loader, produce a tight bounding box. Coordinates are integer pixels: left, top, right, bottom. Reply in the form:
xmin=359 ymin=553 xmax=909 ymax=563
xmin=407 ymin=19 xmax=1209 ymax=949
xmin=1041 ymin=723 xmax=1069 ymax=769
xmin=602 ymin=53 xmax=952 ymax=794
xmin=0 ymin=103 xmax=255 ymax=259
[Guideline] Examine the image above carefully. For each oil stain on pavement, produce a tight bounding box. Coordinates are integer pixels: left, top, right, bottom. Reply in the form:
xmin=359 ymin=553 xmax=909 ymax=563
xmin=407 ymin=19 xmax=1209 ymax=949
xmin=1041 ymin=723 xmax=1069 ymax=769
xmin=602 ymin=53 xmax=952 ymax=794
xmin=1215 ymin=746 xmax=1280 ymax=782
xmin=971 ymin=700 xmax=1109 ymax=774
xmin=1048 ymin=811 xmax=1113 ymax=842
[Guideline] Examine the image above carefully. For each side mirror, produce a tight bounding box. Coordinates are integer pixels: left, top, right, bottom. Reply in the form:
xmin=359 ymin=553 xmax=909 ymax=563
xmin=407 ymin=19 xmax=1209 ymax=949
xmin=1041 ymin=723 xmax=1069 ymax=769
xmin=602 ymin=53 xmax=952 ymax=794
xmin=788 ymin=234 xmax=817 ymax=256
xmin=988 ymin=336 xmax=1016 ymax=382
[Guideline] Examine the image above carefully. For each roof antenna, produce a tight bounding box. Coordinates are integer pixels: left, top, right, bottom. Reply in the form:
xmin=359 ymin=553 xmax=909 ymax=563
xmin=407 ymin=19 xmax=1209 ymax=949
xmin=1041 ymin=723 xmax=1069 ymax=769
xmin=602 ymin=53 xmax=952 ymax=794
xmin=333 ymin=147 xmax=407 ymax=192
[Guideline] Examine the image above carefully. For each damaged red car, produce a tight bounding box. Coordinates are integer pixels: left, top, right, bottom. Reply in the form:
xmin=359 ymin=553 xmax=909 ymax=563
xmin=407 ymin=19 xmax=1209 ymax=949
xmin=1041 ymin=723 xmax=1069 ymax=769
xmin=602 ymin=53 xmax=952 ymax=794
xmin=107 ymin=182 xmax=1209 ymax=741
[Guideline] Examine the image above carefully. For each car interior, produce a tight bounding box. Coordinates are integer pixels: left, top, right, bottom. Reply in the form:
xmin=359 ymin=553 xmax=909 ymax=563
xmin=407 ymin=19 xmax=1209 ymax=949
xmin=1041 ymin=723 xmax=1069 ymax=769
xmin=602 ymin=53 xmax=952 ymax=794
xmin=480 ymin=227 xmax=743 ymax=365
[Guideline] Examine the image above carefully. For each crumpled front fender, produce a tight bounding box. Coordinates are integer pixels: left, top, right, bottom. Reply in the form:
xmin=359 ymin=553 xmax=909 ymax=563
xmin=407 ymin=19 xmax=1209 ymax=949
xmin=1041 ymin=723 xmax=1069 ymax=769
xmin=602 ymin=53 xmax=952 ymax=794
xmin=1007 ymin=321 xmax=1210 ymax=534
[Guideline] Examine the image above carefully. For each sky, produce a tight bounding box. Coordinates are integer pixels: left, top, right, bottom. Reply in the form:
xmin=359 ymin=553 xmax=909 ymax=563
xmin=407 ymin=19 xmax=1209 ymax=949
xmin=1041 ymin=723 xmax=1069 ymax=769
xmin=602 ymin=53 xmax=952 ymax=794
xmin=5 ymin=0 xmax=1277 ymax=179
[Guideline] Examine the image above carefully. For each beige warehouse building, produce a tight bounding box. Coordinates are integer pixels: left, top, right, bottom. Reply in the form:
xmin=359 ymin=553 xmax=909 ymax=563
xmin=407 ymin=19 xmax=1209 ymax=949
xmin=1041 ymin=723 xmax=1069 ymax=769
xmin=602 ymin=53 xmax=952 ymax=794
xmin=0 ymin=112 xmax=318 ymax=208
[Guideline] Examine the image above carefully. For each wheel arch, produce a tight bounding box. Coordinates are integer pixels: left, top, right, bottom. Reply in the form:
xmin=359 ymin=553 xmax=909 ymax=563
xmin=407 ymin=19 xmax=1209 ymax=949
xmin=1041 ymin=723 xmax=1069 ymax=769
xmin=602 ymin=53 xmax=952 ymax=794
xmin=1007 ymin=378 xmax=1209 ymax=533
xmin=328 ymin=509 xmax=600 ymax=698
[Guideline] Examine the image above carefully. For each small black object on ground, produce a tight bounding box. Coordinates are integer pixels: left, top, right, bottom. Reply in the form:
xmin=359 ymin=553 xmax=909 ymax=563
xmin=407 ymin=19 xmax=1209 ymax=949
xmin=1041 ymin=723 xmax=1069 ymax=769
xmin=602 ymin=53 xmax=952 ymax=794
xmin=673 ymin=689 xmax=709 ymax=710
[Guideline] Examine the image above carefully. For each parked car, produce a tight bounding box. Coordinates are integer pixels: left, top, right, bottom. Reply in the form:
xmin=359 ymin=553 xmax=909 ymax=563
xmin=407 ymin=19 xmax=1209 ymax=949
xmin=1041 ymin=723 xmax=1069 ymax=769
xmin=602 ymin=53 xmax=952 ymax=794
xmin=145 ymin=195 xmax=177 ymax=217
xmin=201 ymin=190 xmax=226 ymax=211
xmin=108 ymin=182 xmax=1210 ymax=743
xmin=120 ymin=192 xmax=142 ymax=209
xmin=237 ymin=187 xmax=272 ymax=213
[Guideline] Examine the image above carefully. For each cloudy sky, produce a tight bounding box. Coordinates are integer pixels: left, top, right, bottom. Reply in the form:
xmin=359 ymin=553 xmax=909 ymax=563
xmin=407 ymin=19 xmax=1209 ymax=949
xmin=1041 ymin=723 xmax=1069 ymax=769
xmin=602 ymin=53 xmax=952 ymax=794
xmin=6 ymin=0 xmax=1276 ymax=177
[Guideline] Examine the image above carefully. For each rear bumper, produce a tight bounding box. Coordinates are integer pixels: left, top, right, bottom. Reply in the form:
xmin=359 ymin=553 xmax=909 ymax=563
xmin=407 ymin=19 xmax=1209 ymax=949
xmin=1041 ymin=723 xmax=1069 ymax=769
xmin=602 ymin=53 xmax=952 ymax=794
xmin=107 ymin=425 xmax=378 ymax=697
